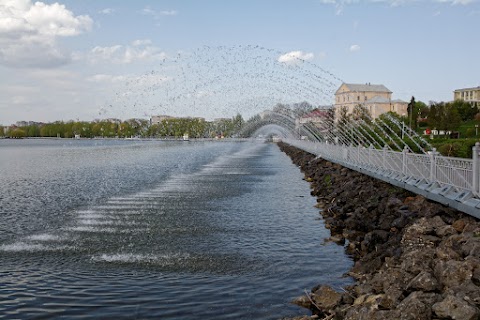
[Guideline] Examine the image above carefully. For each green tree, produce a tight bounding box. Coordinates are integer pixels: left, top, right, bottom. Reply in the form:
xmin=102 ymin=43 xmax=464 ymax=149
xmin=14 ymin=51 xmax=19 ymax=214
xmin=352 ymin=104 xmax=372 ymax=124
xmin=291 ymin=101 xmax=313 ymax=118
xmin=416 ymin=100 xmax=429 ymax=120
xmin=444 ymin=103 xmax=462 ymax=131
xmin=79 ymin=122 xmax=94 ymax=138
xmin=9 ymin=128 xmax=26 ymax=138
xmin=336 ymin=106 xmax=352 ymax=144
xmin=452 ymin=99 xmax=478 ymax=122
xmin=407 ymin=96 xmax=420 ymax=130
xmin=0 ymin=126 xmax=4 ymax=137
xmin=376 ymin=111 xmax=403 ymax=136
xmin=39 ymin=121 xmax=66 ymax=138
xmin=428 ymin=102 xmax=461 ymax=131
xmin=27 ymin=125 xmax=40 ymax=137
xmin=124 ymin=119 xmax=149 ymax=137
xmin=232 ymin=113 xmax=245 ymax=133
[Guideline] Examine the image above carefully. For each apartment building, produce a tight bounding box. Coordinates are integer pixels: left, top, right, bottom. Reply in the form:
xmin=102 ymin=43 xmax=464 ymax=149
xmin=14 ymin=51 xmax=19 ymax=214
xmin=454 ymin=86 xmax=480 ymax=107
xmin=334 ymin=83 xmax=408 ymax=120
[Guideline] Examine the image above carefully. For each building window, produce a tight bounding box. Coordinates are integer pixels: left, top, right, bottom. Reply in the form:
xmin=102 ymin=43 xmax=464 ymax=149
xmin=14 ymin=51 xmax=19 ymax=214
xmin=357 ymin=96 xmax=360 ymax=101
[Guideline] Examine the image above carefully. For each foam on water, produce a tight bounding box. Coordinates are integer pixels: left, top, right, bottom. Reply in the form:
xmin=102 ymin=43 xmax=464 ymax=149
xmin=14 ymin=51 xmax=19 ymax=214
xmin=115 ymin=227 xmax=150 ymax=234
xmin=96 ymin=205 xmax=142 ymax=210
xmin=78 ymin=219 xmax=117 ymax=226
xmin=0 ymin=242 xmax=73 ymax=252
xmin=0 ymin=242 xmax=45 ymax=252
xmin=77 ymin=213 xmax=106 ymax=219
xmin=67 ymin=226 xmax=118 ymax=233
xmin=92 ymin=252 xmax=190 ymax=264
xmin=27 ymin=234 xmax=63 ymax=241
xmin=75 ymin=210 xmax=98 ymax=215
xmin=105 ymin=200 xmax=158 ymax=205
xmin=111 ymin=210 xmax=147 ymax=215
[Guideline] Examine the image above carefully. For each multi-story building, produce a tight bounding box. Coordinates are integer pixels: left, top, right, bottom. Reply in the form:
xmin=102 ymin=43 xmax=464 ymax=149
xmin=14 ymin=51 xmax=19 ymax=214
xmin=334 ymin=83 xmax=408 ymax=120
xmin=453 ymin=86 xmax=480 ymax=107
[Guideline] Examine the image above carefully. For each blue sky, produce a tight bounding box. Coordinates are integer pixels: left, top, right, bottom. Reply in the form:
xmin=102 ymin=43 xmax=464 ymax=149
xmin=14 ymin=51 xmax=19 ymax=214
xmin=1 ymin=0 xmax=479 ymax=124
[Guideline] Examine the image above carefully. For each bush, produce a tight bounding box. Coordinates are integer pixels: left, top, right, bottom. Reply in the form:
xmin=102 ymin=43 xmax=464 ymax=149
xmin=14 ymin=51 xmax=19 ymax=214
xmin=466 ymin=128 xmax=475 ymax=138
xmin=433 ymin=139 xmax=480 ymax=158
xmin=418 ymin=121 xmax=428 ymax=128
xmin=438 ymin=143 xmax=462 ymax=157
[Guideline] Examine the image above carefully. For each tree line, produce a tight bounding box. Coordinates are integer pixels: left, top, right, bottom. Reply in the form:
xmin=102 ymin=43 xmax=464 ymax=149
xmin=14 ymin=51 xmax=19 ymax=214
xmin=407 ymin=98 xmax=478 ymax=132
xmin=1 ymin=114 xmax=246 ymax=139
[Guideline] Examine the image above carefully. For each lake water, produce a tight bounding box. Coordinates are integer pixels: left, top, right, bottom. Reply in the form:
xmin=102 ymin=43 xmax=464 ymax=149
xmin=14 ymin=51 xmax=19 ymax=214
xmin=0 ymin=139 xmax=352 ymax=319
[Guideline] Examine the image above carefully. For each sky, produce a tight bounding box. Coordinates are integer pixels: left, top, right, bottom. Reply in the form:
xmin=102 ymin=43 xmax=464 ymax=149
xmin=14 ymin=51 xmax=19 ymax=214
xmin=1 ymin=0 xmax=479 ymax=125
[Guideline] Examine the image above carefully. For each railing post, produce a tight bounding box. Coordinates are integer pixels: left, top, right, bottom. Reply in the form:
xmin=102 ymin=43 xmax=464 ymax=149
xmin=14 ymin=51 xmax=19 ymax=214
xmin=343 ymin=145 xmax=348 ymax=161
xmin=429 ymin=148 xmax=438 ymax=182
xmin=402 ymin=146 xmax=408 ymax=175
xmin=472 ymin=142 xmax=480 ymax=195
xmin=357 ymin=144 xmax=361 ymax=164
xmin=369 ymin=144 xmax=373 ymax=168
xmin=383 ymin=145 xmax=387 ymax=171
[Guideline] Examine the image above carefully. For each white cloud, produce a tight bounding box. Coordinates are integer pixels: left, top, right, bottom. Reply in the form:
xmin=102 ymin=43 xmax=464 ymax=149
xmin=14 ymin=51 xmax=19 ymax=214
xmin=98 ymin=8 xmax=114 ymax=15
xmin=141 ymin=6 xmax=155 ymax=15
xmin=0 ymin=0 xmax=93 ymax=68
xmin=90 ymin=45 xmax=123 ymax=59
xmin=349 ymin=44 xmax=361 ymax=52
xmin=277 ymin=51 xmax=315 ymax=66
xmin=87 ymin=42 xmax=167 ymax=64
xmin=318 ymin=0 xmax=360 ymax=15
xmin=132 ymin=39 xmax=152 ymax=46
xmin=160 ymin=10 xmax=177 ymax=16
xmin=140 ymin=6 xmax=177 ymax=18
xmin=319 ymin=0 xmax=477 ymax=14
xmin=450 ymin=0 xmax=475 ymax=4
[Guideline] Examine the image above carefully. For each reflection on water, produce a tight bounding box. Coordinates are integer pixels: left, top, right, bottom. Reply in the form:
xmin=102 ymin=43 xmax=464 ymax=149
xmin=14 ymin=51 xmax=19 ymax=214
xmin=0 ymin=139 xmax=352 ymax=319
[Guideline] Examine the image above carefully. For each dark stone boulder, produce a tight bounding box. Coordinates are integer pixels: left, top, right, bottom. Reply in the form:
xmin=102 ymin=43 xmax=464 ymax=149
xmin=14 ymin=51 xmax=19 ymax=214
xmin=434 ymin=259 xmax=474 ymax=289
xmin=378 ymin=287 xmax=404 ymax=310
xmin=395 ymin=291 xmax=439 ymax=320
xmin=406 ymin=270 xmax=440 ymax=292
xmin=400 ymin=247 xmax=435 ymax=275
xmin=361 ymin=230 xmax=390 ymax=253
xmin=277 ymin=143 xmax=480 ymax=320
xmin=291 ymin=295 xmax=312 ymax=309
xmin=432 ymin=294 xmax=480 ymax=320
xmin=311 ymin=285 xmax=342 ymax=312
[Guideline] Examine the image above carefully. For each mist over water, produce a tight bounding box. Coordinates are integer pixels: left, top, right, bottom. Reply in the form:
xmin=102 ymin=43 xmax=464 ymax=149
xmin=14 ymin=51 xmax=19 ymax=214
xmin=100 ymin=45 xmax=342 ymax=120
xmin=0 ymin=139 xmax=352 ymax=319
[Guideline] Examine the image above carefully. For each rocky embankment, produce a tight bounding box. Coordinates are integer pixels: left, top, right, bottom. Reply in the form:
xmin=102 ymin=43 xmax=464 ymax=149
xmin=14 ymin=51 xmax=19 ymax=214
xmin=278 ymin=142 xmax=480 ymax=320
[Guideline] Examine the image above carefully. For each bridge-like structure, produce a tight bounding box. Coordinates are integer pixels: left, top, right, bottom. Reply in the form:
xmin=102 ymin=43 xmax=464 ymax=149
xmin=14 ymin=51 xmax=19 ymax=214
xmin=243 ymin=110 xmax=480 ymax=219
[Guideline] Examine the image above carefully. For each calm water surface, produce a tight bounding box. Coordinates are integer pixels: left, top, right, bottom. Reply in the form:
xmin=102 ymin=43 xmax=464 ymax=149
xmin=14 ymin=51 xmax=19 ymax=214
xmin=0 ymin=139 xmax=352 ymax=319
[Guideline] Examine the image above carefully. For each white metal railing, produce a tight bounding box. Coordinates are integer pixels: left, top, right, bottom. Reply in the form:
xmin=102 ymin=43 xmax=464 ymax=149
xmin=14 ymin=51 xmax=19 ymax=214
xmin=284 ymin=139 xmax=480 ymax=198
